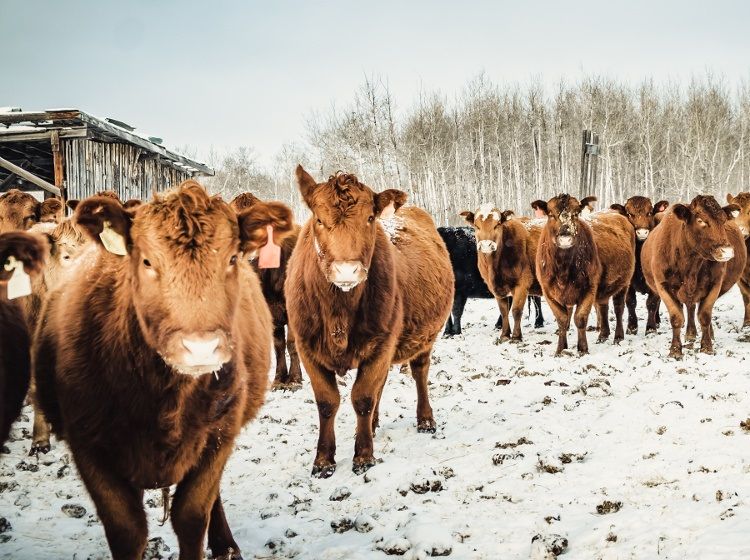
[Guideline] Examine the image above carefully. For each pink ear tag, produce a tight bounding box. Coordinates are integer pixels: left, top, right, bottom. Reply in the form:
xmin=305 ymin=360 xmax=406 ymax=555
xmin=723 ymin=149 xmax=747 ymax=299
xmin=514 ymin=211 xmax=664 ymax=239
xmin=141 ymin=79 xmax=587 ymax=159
xmin=258 ymin=225 xmax=281 ymax=269
xmin=380 ymin=201 xmax=396 ymax=219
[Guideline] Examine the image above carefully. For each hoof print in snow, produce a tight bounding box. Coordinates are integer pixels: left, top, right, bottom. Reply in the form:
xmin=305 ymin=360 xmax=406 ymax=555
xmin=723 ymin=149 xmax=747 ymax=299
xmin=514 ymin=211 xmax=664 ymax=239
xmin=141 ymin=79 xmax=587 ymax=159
xmin=143 ymin=536 xmax=170 ymax=559
xmin=531 ymin=534 xmax=568 ymax=558
xmin=408 ymin=475 xmax=443 ymax=495
xmin=329 ymin=486 xmax=351 ymax=501
xmin=377 ymin=537 xmax=411 ymax=556
xmin=15 ymin=460 xmax=38 ymax=473
xmin=496 ymin=437 xmax=533 ymax=449
xmin=438 ymin=466 xmax=455 ymax=479
xmin=596 ymin=500 xmax=622 ymax=515
xmin=493 ymin=452 xmax=524 ymax=465
xmin=354 ymin=513 xmax=375 ymax=533
xmin=61 ymin=504 xmax=87 ymax=518
xmin=260 ymin=509 xmax=279 ymax=520
xmin=536 ymin=457 xmax=563 ymax=474
xmin=56 ymin=464 xmax=71 ymax=479
xmin=0 ymin=517 xmax=11 ymax=534
xmin=285 ymin=528 xmax=298 ymax=538
xmin=558 ymin=452 xmax=587 ymax=464
xmin=331 ymin=517 xmax=354 ymax=533
xmin=739 ymin=418 xmax=750 ymax=432
xmin=0 ymin=481 xmax=19 ymax=493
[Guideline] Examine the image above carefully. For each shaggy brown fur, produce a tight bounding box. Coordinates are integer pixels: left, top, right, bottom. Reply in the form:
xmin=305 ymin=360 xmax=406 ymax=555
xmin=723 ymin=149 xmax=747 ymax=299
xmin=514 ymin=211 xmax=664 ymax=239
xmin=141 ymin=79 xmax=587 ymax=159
xmin=642 ymin=195 xmax=747 ymax=358
xmin=459 ymin=206 xmax=542 ymax=341
xmin=0 ymin=189 xmax=62 ymax=233
xmin=610 ymin=196 xmax=669 ymax=334
xmin=285 ymin=166 xmax=453 ymax=478
xmin=0 ymin=231 xmax=48 ymax=445
xmin=33 ymin=181 xmax=293 ymax=559
xmin=230 ymin=192 xmax=302 ymax=390
xmin=535 ymin=195 xmax=635 ymax=355
xmin=726 ymin=192 xmax=750 ymax=326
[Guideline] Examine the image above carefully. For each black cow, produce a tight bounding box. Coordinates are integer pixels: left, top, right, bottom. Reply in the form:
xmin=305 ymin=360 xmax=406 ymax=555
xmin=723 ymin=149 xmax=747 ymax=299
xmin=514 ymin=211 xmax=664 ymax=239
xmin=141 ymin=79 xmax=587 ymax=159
xmin=438 ymin=226 xmax=543 ymax=335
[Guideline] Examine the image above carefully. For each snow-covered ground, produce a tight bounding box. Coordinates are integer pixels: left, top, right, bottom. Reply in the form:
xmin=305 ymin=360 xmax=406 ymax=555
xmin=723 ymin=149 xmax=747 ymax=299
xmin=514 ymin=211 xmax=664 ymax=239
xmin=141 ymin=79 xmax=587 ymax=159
xmin=2 ymin=289 xmax=750 ymax=559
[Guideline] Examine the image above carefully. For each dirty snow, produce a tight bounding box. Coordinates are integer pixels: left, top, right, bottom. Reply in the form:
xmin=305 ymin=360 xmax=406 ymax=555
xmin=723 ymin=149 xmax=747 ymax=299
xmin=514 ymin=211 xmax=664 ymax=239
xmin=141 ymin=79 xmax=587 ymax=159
xmin=2 ymin=289 xmax=750 ymax=559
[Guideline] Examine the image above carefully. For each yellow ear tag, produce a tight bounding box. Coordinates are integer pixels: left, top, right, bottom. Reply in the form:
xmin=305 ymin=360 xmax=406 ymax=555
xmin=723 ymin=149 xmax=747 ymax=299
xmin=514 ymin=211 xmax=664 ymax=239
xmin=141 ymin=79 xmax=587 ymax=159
xmin=380 ymin=201 xmax=396 ymax=220
xmin=258 ymin=225 xmax=281 ymax=269
xmin=4 ymin=255 xmax=32 ymax=300
xmin=99 ymin=221 xmax=127 ymax=256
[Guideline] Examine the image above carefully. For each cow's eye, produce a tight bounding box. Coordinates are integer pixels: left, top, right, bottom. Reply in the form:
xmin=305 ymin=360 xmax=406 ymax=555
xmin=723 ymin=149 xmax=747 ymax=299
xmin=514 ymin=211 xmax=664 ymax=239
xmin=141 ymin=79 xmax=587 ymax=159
xmin=316 ymin=218 xmax=323 ymax=227
xmin=696 ymin=218 xmax=706 ymax=226
xmin=368 ymin=215 xmax=375 ymax=223
xmin=229 ymin=255 xmax=238 ymax=266
xmin=142 ymin=258 xmax=152 ymax=268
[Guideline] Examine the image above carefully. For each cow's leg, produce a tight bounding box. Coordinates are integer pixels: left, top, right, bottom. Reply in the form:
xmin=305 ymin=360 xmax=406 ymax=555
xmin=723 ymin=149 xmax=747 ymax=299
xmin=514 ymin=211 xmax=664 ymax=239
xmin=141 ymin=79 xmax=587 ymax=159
xmin=588 ymin=304 xmax=602 ymax=332
xmin=494 ymin=314 xmax=503 ymax=330
xmin=532 ymin=296 xmax=544 ymax=328
xmin=496 ymin=296 xmax=511 ymax=341
xmin=575 ymin=291 xmax=596 ymax=354
xmin=658 ymin=286 xmax=684 ymax=359
xmin=410 ymin=349 xmax=436 ymax=433
xmin=303 ymin=359 xmax=340 ymax=478
xmin=509 ymin=286 xmax=528 ymax=341
xmin=612 ymin=288 xmax=627 ymax=343
xmin=596 ymin=300 xmax=611 ymax=342
xmin=546 ymin=297 xmax=569 ymax=355
xmin=270 ymin=324 xmax=289 ymax=390
xmin=739 ymin=278 xmax=750 ymax=328
xmin=351 ymin=352 xmax=392 ymax=474
xmin=29 ymin=376 xmax=51 ymax=455
xmin=626 ymin=285 xmax=638 ymax=335
xmin=371 ymin=373 xmax=388 ymax=435
xmin=645 ymin=291 xmax=660 ymax=333
xmin=285 ymin=327 xmax=303 ymax=389
xmin=443 ymin=313 xmax=454 ymax=336
xmin=74 ymin=451 xmax=147 ymax=560
xmin=698 ymin=286 xmax=721 ymax=354
xmin=207 ymin=494 xmax=242 ymax=560
xmin=172 ymin=440 xmax=234 ymax=560
xmin=685 ymin=303 xmax=697 ymax=342
xmin=450 ymin=293 xmax=467 ymax=335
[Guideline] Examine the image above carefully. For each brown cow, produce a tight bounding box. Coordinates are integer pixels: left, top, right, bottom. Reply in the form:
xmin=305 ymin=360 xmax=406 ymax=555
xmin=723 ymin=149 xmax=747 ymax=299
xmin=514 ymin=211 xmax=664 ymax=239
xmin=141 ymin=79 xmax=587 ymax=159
xmin=459 ymin=204 xmax=542 ymax=341
xmin=726 ymin=192 xmax=750 ymax=326
xmin=33 ymin=182 xmax=293 ymax=559
xmin=535 ymin=195 xmax=635 ymax=355
xmin=0 ymin=189 xmax=63 ymax=233
xmin=230 ymin=192 xmax=303 ymax=390
xmin=642 ymin=195 xmax=746 ymax=358
xmin=286 ymin=166 xmax=453 ymax=478
xmin=610 ymin=196 xmax=669 ymax=334
xmin=0 ymin=231 xmax=48 ymax=445
xmin=25 ymin=219 xmax=92 ymax=455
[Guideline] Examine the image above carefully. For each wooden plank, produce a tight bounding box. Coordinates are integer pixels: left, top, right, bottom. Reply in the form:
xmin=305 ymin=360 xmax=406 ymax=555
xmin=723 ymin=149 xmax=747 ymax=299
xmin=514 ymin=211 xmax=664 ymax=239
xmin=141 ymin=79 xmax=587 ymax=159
xmin=0 ymin=128 xmax=87 ymax=144
xmin=0 ymin=110 xmax=81 ymax=126
xmin=51 ymin=130 xmax=65 ymax=201
xmin=0 ymin=155 xmax=61 ymax=195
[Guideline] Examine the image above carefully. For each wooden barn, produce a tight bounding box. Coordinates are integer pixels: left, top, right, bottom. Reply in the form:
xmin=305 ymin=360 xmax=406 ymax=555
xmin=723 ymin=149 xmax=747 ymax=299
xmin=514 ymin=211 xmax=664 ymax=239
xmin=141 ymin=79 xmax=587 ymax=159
xmin=0 ymin=108 xmax=213 ymax=203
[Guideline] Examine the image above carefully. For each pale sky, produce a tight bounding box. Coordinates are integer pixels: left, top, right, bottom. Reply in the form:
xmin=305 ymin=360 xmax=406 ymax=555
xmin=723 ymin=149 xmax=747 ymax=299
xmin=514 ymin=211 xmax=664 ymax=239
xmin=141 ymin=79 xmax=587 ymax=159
xmin=2 ymin=0 xmax=749 ymax=168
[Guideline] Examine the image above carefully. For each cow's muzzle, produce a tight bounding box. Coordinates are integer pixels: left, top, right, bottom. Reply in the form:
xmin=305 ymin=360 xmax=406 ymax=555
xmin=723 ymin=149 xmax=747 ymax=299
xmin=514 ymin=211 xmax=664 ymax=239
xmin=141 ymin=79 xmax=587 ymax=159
xmin=477 ymin=240 xmax=498 ymax=254
xmin=166 ymin=330 xmax=231 ymax=376
xmin=713 ymin=246 xmax=734 ymax=262
xmin=635 ymin=228 xmax=649 ymax=241
xmin=556 ymin=235 xmax=574 ymax=249
xmin=330 ymin=260 xmax=367 ymax=292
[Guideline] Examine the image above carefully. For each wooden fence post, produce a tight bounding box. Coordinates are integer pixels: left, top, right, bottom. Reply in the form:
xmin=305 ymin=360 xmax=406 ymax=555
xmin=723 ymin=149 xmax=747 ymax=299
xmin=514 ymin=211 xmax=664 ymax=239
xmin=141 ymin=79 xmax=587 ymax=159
xmin=580 ymin=129 xmax=600 ymax=199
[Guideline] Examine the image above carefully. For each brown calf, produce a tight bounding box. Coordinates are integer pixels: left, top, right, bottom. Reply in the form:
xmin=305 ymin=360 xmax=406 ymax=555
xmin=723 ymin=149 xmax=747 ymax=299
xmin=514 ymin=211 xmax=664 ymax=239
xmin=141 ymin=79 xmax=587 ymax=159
xmin=231 ymin=192 xmax=303 ymax=390
xmin=34 ymin=182 xmax=293 ymax=559
xmin=286 ymin=166 xmax=453 ymax=477
xmin=642 ymin=195 xmax=746 ymax=358
xmin=610 ymin=196 xmax=669 ymax=334
xmin=459 ymin=204 xmax=542 ymax=341
xmin=535 ymin=195 xmax=635 ymax=355
xmin=0 ymin=189 xmax=63 ymax=233
xmin=0 ymin=231 xmax=48 ymax=445
xmin=726 ymin=192 xmax=750 ymax=326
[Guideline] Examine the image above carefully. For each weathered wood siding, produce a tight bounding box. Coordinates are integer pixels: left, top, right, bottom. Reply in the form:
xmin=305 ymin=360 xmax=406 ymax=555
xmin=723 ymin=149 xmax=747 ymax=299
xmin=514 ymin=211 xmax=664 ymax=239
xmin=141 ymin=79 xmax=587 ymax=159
xmin=63 ymin=139 xmax=190 ymax=201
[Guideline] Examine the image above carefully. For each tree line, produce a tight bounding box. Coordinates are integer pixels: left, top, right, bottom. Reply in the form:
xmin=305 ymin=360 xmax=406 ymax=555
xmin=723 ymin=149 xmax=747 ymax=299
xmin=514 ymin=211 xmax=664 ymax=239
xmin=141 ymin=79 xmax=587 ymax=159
xmin=200 ymin=72 xmax=750 ymax=226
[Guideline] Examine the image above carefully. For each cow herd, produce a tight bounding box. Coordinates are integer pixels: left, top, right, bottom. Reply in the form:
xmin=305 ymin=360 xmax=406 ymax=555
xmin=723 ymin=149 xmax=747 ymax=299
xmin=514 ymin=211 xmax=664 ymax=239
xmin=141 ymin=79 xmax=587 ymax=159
xmin=1 ymin=167 xmax=749 ymax=558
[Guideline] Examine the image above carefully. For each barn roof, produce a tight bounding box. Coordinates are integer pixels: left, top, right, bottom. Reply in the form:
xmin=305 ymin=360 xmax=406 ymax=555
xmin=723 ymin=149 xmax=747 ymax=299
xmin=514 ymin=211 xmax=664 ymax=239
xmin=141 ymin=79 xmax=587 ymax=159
xmin=0 ymin=108 xmax=213 ymax=176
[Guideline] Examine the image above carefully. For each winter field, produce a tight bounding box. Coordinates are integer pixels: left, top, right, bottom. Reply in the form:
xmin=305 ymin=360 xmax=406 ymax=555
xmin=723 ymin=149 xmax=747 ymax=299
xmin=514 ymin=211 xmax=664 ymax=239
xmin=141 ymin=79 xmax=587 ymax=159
xmin=2 ymin=290 xmax=750 ymax=559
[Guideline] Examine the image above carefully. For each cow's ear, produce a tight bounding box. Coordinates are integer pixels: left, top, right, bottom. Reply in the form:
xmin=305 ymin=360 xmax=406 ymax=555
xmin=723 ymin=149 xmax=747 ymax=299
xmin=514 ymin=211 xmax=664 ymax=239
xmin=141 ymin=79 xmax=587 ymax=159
xmin=39 ymin=198 xmax=63 ymax=222
xmin=0 ymin=231 xmax=49 ymax=278
xmin=652 ymin=200 xmax=669 ymax=214
xmin=295 ymin=165 xmax=318 ymax=208
xmin=727 ymin=194 xmax=734 ymax=204
xmin=610 ymin=204 xmax=626 ymax=215
xmin=581 ymin=196 xmax=597 ymax=211
xmin=66 ymin=199 xmax=80 ymax=212
xmin=459 ymin=211 xmax=475 ymax=225
xmin=374 ymin=189 xmax=407 ymax=217
xmin=531 ymin=200 xmax=547 ymax=214
xmin=724 ymin=204 xmax=741 ymax=220
xmin=123 ymin=199 xmax=142 ymax=210
xmin=500 ymin=210 xmax=515 ymax=223
xmin=74 ymin=196 xmax=134 ymax=255
xmin=672 ymin=204 xmax=691 ymax=222
xmin=238 ymin=201 xmax=295 ymax=254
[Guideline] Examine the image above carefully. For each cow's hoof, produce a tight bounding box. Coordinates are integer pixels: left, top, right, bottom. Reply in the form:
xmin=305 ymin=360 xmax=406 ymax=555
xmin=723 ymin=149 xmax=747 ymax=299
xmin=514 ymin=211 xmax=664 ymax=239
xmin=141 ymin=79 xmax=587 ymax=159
xmin=311 ymin=463 xmax=336 ymax=479
xmin=700 ymin=346 xmax=715 ymax=355
xmin=596 ymin=336 xmax=608 ymax=344
xmin=626 ymin=326 xmax=637 ymax=335
xmin=29 ymin=442 xmax=51 ymax=456
xmin=417 ymin=419 xmax=436 ymax=433
xmin=668 ymin=349 xmax=683 ymax=360
xmin=352 ymin=458 xmax=377 ymax=475
xmin=613 ymin=337 xmax=624 ymax=345
xmin=213 ymin=548 xmax=244 ymax=560
xmin=586 ymin=326 xmax=599 ymax=332
xmin=272 ymin=381 xmax=302 ymax=392
xmin=510 ymin=336 xmax=522 ymax=344
xmin=645 ymin=328 xmax=657 ymax=335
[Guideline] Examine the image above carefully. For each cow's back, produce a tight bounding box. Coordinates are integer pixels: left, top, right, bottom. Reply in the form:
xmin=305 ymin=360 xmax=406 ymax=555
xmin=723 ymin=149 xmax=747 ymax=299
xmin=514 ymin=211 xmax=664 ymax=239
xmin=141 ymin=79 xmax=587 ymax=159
xmin=590 ymin=212 xmax=636 ymax=299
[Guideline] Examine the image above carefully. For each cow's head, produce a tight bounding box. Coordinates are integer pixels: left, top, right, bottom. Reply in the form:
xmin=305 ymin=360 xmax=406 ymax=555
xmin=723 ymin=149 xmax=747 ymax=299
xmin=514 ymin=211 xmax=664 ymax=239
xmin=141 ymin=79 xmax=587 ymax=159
xmin=459 ymin=204 xmax=515 ymax=254
xmin=535 ymin=194 xmax=592 ymax=249
xmin=610 ymin=196 xmax=668 ymax=241
xmin=30 ymin=219 xmax=91 ymax=290
xmin=0 ymin=231 xmax=49 ymax=293
xmin=75 ymin=180 xmax=294 ymax=376
xmin=671 ymin=195 xmax=738 ymax=262
xmin=726 ymin=193 xmax=750 ymax=238
xmin=0 ymin=190 xmax=63 ymax=233
xmin=296 ymin=165 xmax=406 ymax=292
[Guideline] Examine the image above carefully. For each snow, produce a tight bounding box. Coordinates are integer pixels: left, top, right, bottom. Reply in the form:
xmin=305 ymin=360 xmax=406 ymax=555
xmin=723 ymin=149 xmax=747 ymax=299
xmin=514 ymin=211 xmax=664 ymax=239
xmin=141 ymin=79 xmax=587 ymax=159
xmin=3 ymin=289 xmax=750 ymax=558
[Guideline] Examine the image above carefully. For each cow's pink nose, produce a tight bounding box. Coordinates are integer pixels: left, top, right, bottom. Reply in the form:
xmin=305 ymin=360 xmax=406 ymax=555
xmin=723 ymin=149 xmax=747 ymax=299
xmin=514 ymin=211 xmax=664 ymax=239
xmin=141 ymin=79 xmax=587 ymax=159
xmin=180 ymin=333 xmax=226 ymax=368
xmin=330 ymin=261 xmax=366 ymax=291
